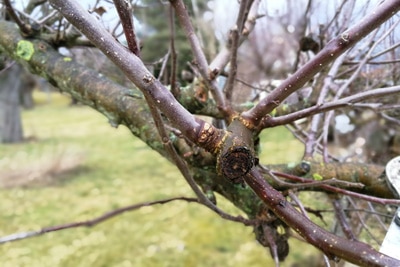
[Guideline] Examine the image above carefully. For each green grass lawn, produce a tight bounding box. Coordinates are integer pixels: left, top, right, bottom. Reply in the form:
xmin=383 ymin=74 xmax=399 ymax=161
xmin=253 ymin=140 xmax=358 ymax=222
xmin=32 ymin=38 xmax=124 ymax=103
xmin=0 ymin=91 xmax=318 ymax=267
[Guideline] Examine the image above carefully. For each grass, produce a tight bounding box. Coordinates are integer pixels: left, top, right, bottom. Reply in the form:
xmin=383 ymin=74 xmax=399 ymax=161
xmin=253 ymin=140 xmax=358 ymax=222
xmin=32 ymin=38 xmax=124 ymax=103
xmin=0 ymin=91 xmax=318 ymax=267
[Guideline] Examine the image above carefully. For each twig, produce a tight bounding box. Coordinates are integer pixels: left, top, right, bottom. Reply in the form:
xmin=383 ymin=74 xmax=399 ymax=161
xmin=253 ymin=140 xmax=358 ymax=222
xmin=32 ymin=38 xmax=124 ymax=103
xmin=0 ymin=197 xmax=198 ymax=244
xmin=113 ymin=0 xmax=140 ymax=56
xmin=272 ymin=171 xmax=400 ymax=205
xmin=319 ymin=53 xmax=347 ymax=161
xmin=244 ymin=168 xmax=400 ymax=266
xmin=292 ymin=0 xmax=313 ymax=72
xmin=347 ymin=197 xmax=382 ymax=246
xmin=259 ymin=165 xmax=364 ymax=190
xmin=262 ymin=85 xmax=400 ymax=128
xmin=4 ymin=0 xmax=32 ymax=35
xmin=242 ymin=0 xmax=400 ymax=128
xmin=169 ymin=0 xmax=231 ymax=117
xmin=223 ymin=0 xmax=253 ymax=101
xmin=49 ymin=0 xmax=225 ymax=153
xmin=331 ymin=197 xmax=357 ymax=240
xmin=209 ymin=0 xmax=261 ymax=76
xmin=141 ymin=92 xmax=253 ymax=226
xmin=168 ymin=4 xmax=179 ymax=97
xmin=289 ymin=191 xmax=333 ymax=267
xmin=157 ymin=51 xmax=170 ymax=80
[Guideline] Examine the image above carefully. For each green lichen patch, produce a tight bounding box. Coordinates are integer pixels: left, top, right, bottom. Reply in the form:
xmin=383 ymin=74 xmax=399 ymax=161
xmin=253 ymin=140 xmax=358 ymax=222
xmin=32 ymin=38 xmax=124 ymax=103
xmin=16 ymin=40 xmax=34 ymax=61
xmin=312 ymin=173 xmax=323 ymax=181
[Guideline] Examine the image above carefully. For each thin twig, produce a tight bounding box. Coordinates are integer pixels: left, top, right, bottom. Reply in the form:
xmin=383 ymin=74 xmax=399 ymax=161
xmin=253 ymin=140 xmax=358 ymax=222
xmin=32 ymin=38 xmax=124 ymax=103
xmin=169 ymin=0 xmax=231 ymax=117
xmin=242 ymin=0 xmax=400 ymax=127
xmin=223 ymin=0 xmax=253 ymax=101
xmin=113 ymin=0 xmax=140 ymax=56
xmin=347 ymin=197 xmax=382 ymax=246
xmin=4 ymin=0 xmax=32 ymax=35
xmin=0 ymin=197 xmax=198 ymax=244
xmin=209 ymin=0 xmax=261 ymax=76
xmin=168 ymin=4 xmax=179 ymax=97
xmin=272 ymin=171 xmax=400 ymax=205
xmin=141 ymin=92 xmax=253 ymax=226
xmin=244 ymin=168 xmax=400 ymax=266
xmin=331 ymin=197 xmax=357 ymax=240
xmin=259 ymin=165 xmax=364 ymax=190
xmin=262 ymin=85 xmax=400 ymax=128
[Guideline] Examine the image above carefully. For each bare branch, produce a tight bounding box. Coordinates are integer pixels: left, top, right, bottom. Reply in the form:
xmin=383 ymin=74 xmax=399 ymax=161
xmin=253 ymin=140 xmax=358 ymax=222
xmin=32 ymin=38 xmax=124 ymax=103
xmin=242 ymin=0 xmax=400 ymax=128
xmin=113 ymin=0 xmax=140 ymax=56
xmin=244 ymin=168 xmax=400 ymax=266
xmin=272 ymin=171 xmax=400 ymax=206
xmin=141 ymin=88 xmax=251 ymax=225
xmin=168 ymin=4 xmax=179 ymax=97
xmin=0 ymin=197 xmax=198 ymax=244
xmin=49 ymin=0 xmax=225 ymax=153
xmin=169 ymin=0 xmax=231 ymax=116
xmin=209 ymin=0 xmax=261 ymax=76
xmin=4 ymin=0 xmax=32 ymax=35
xmin=223 ymin=0 xmax=254 ymax=101
xmin=331 ymin=197 xmax=357 ymax=240
xmin=262 ymin=85 xmax=400 ymax=128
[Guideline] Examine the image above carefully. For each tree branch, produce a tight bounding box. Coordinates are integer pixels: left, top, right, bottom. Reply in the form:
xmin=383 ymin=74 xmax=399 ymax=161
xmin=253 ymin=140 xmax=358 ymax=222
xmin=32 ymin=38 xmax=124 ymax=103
xmin=48 ymin=0 xmax=225 ymax=153
xmin=169 ymin=0 xmax=231 ymax=116
xmin=209 ymin=0 xmax=261 ymax=76
xmin=113 ymin=0 xmax=140 ymax=56
xmin=0 ymin=197 xmax=198 ymax=244
xmin=4 ymin=0 xmax=32 ymax=35
xmin=262 ymin=85 xmax=400 ymax=128
xmin=242 ymin=0 xmax=400 ymax=128
xmin=244 ymin=168 xmax=400 ymax=266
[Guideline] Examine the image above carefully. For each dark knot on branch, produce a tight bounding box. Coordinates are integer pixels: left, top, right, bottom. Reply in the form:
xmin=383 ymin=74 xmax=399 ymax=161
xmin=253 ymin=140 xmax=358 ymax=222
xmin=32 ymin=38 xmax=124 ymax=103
xmin=219 ymin=146 xmax=254 ymax=183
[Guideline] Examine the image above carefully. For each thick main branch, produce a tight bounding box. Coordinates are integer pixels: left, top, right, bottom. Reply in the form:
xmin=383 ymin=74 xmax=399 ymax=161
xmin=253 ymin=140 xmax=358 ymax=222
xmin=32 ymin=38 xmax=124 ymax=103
xmin=49 ymin=0 xmax=224 ymax=153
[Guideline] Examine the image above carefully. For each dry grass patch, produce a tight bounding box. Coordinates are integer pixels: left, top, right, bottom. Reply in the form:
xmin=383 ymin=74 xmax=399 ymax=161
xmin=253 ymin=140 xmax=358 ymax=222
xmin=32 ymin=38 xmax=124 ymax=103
xmin=0 ymin=146 xmax=86 ymax=188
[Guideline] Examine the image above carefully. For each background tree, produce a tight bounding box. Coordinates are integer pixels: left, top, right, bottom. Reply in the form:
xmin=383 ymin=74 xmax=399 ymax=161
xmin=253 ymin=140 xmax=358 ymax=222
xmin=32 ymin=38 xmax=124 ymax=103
xmin=1 ymin=0 xmax=400 ymax=266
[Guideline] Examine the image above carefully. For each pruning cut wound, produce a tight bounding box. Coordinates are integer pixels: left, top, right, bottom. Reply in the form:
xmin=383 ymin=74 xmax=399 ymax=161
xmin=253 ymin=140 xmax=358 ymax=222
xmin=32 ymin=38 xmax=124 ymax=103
xmin=220 ymin=146 xmax=254 ymax=183
xmin=217 ymin=118 xmax=256 ymax=183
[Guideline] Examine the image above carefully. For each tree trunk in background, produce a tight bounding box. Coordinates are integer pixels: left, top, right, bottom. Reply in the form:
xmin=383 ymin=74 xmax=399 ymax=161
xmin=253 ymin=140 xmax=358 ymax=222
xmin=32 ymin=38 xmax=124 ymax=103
xmin=0 ymin=62 xmax=23 ymax=143
xmin=19 ymin=68 xmax=36 ymax=110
